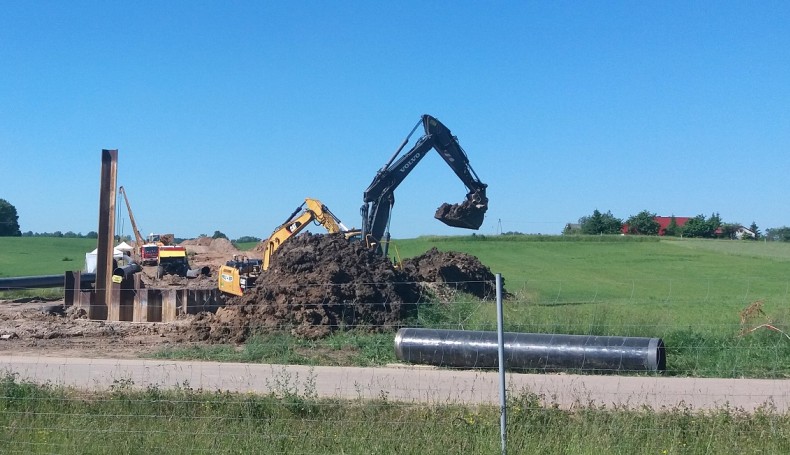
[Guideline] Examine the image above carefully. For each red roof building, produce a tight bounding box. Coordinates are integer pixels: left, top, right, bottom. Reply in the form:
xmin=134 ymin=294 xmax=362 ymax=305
xmin=622 ymin=216 xmax=691 ymax=236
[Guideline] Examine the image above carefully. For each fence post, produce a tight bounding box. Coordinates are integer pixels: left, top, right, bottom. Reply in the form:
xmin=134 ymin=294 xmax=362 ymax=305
xmin=496 ymin=273 xmax=507 ymax=455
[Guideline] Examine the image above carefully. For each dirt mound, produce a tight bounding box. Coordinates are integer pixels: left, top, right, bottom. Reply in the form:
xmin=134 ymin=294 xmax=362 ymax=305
xmin=180 ymin=237 xmax=213 ymax=247
xmin=146 ymin=272 xmax=216 ymax=290
xmin=252 ymin=239 xmax=269 ymax=253
xmin=180 ymin=237 xmax=239 ymax=255
xmin=192 ymin=234 xmax=421 ymax=341
xmin=207 ymin=238 xmax=238 ymax=254
xmin=186 ymin=235 xmax=500 ymax=342
xmin=401 ymin=247 xmax=500 ymax=299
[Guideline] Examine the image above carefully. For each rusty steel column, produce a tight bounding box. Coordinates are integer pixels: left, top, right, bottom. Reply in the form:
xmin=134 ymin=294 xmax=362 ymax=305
xmin=93 ymin=149 xmax=118 ymax=319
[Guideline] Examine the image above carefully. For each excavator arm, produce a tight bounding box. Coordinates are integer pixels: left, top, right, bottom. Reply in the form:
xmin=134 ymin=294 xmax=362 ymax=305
xmin=361 ymin=115 xmax=488 ymax=255
xmin=261 ymin=198 xmax=347 ymax=270
xmin=219 ymin=198 xmax=350 ymax=296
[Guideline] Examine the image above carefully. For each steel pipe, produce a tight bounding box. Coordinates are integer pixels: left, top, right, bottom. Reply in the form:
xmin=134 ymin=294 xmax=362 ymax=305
xmin=112 ymin=263 xmax=142 ymax=281
xmin=0 ymin=274 xmax=96 ymax=291
xmin=394 ymin=328 xmax=666 ymax=373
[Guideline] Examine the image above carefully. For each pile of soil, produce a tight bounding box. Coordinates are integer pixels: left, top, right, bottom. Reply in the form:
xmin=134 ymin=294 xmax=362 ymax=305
xmin=187 ymin=234 xmax=499 ymax=342
xmin=400 ymin=247 xmax=499 ymax=299
xmin=191 ymin=234 xmax=421 ymax=341
xmin=180 ymin=237 xmax=240 ymax=256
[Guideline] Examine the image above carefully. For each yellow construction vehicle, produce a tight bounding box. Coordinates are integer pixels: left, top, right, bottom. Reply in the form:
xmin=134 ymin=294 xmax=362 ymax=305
xmin=218 ymin=198 xmax=357 ymax=296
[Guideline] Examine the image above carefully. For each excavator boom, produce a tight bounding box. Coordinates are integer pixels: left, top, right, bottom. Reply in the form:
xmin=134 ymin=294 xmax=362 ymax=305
xmin=119 ymin=186 xmax=146 ymax=262
xmin=361 ymin=115 xmax=488 ymax=255
xmin=219 ymin=198 xmax=352 ymax=296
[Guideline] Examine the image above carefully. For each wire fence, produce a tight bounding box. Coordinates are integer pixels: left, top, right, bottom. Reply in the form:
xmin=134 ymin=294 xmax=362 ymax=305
xmin=1 ymin=276 xmax=790 ymax=453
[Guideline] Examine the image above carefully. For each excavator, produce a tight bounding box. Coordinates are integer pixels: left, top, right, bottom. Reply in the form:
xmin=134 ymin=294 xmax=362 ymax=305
xmin=360 ymin=114 xmax=488 ymax=256
xmin=218 ymin=198 xmax=357 ymax=296
xmin=219 ymin=115 xmax=487 ymax=294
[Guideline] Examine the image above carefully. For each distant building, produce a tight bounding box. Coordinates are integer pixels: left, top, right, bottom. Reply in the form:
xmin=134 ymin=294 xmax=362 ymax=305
xmin=734 ymin=226 xmax=756 ymax=240
xmin=622 ymin=216 xmax=691 ymax=236
xmin=655 ymin=216 xmax=690 ymax=236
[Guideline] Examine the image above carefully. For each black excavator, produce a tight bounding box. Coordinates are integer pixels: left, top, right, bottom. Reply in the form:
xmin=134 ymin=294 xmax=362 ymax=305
xmin=361 ymin=114 xmax=488 ymax=256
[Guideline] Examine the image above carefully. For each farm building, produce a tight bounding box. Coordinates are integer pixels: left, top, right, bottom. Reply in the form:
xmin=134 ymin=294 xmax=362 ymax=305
xmin=622 ymin=216 xmax=690 ymax=236
xmin=733 ymin=226 xmax=756 ymax=239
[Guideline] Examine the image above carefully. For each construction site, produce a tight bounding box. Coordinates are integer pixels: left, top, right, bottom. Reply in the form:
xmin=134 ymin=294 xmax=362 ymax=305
xmin=0 ymin=114 xmax=499 ymax=359
xmin=1 ymin=114 xmax=669 ymax=376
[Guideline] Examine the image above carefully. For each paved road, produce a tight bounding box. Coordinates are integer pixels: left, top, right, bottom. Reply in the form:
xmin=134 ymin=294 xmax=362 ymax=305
xmin=1 ymin=355 xmax=787 ymax=411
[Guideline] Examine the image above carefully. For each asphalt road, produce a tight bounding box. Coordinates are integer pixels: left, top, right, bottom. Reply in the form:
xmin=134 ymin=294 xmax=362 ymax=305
xmin=1 ymin=355 xmax=787 ymax=411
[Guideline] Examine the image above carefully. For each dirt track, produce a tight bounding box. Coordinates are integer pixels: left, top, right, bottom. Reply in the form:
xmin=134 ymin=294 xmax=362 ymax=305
xmin=1 ymin=355 xmax=788 ymax=412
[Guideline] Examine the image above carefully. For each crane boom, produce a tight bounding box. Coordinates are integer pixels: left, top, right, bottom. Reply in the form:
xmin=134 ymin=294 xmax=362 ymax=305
xmin=119 ymin=186 xmax=146 ymax=261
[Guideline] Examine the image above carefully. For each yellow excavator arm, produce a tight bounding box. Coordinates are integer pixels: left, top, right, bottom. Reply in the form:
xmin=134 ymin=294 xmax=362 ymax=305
xmin=262 ymin=198 xmax=347 ymax=270
xmin=219 ymin=198 xmax=353 ymax=296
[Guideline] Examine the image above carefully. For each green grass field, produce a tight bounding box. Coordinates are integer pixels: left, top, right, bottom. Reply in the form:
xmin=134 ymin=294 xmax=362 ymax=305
xmin=0 ymin=237 xmax=96 ymax=277
xmin=392 ymin=235 xmax=790 ymax=332
xmin=3 ymin=236 xmax=790 ymax=451
xmin=3 ymin=235 xmax=790 ymax=377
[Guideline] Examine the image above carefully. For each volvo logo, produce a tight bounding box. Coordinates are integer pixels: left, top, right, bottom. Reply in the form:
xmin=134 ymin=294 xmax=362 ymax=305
xmin=399 ymin=152 xmax=421 ymax=173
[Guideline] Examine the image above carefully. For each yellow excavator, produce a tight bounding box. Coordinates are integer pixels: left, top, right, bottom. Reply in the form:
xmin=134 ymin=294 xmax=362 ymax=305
xmin=218 ymin=198 xmax=358 ymax=296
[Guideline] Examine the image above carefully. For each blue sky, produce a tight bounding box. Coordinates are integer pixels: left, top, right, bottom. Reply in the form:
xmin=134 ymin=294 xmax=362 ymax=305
xmin=1 ymin=2 xmax=788 ymax=240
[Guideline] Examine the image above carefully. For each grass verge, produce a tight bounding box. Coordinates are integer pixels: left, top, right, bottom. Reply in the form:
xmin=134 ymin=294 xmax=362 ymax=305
xmin=1 ymin=373 xmax=788 ymax=454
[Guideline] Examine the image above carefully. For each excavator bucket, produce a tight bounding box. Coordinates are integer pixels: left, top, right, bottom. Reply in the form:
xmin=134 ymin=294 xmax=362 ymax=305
xmin=434 ymin=190 xmax=489 ymax=230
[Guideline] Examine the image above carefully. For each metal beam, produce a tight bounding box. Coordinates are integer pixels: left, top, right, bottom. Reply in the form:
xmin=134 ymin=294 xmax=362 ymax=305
xmin=94 ymin=149 xmax=118 ymax=318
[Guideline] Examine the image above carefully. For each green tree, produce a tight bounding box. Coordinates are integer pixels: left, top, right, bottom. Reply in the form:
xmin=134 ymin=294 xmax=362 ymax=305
xmin=680 ymin=215 xmax=709 ymax=238
xmin=625 ymin=210 xmax=660 ymax=235
xmin=579 ymin=209 xmax=623 ymax=235
xmin=718 ymin=223 xmax=739 ymax=239
xmin=664 ymin=216 xmax=680 ymax=237
xmin=212 ymin=230 xmax=228 ymax=240
xmin=235 ymin=236 xmax=262 ymax=243
xmin=680 ymin=213 xmax=723 ymax=238
xmin=749 ymin=222 xmax=760 ymax=240
xmin=765 ymin=227 xmax=790 ymax=242
xmin=707 ymin=212 xmax=722 ymax=237
xmin=0 ymin=199 xmax=22 ymax=236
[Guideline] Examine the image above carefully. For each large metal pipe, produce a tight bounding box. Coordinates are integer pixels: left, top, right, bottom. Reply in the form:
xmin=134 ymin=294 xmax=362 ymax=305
xmin=394 ymin=328 xmax=666 ymax=373
xmin=112 ymin=263 xmax=142 ymax=281
xmin=0 ymin=274 xmax=97 ymax=291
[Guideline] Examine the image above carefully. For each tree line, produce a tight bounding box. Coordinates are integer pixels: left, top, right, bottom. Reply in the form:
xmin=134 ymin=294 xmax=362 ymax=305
xmin=565 ymin=209 xmax=790 ymax=241
xmin=4 ymin=197 xmax=790 ymax=242
xmin=0 ymin=199 xmax=263 ymax=243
